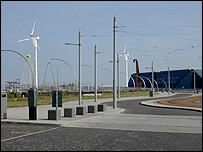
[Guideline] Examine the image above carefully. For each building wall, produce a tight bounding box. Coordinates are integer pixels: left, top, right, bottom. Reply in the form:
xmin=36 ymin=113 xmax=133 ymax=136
xmin=129 ymin=69 xmax=202 ymax=89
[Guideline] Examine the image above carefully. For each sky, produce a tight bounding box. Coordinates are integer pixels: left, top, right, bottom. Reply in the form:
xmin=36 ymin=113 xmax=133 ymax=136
xmin=1 ymin=1 xmax=202 ymax=88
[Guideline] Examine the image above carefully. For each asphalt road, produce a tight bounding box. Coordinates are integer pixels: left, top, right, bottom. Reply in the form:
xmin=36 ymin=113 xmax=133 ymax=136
xmin=1 ymin=93 xmax=202 ymax=151
xmin=105 ymin=93 xmax=202 ymax=116
xmin=1 ymin=123 xmax=202 ymax=151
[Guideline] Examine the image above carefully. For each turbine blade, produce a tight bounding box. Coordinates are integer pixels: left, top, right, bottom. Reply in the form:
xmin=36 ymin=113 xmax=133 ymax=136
xmin=37 ymin=45 xmax=40 ymax=50
xmin=123 ymin=44 xmax=127 ymax=53
xmin=31 ymin=22 xmax=35 ymax=36
xmin=18 ymin=38 xmax=30 ymax=42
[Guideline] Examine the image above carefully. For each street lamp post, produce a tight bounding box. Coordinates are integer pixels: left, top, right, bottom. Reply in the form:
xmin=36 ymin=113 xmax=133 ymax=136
xmin=145 ymin=61 xmax=154 ymax=97
xmin=2 ymin=49 xmax=37 ymax=120
xmin=94 ymin=45 xmax=97 ymax=102
xmin=56 ymin=67 xmax=58 ymax=121
xmin=113 ymin=15 xmax=117 ymax=109
xmin=168 ymin=66 xmax=170 ymax=95
xmin=50 ymin=58 xmax=78 ymax=95
xmin=193 ymin=69 xmax=196 ymax=94
xmin=65 ymin=30 xmax=82 ymax=105
xmin=2 ymin=50 xmax=35 ymax=88
xmin=117 ymin=54 xmax=120 ymax=99
xmin=109 ymin=53 xmax=122 ymax=99
xmin=151 ymin=61 xmax=154 ymax=97
xmin=140 ymin=76 xmax=154 ymax=96
xmin=158 ymin=79 xmax=167 ymax=91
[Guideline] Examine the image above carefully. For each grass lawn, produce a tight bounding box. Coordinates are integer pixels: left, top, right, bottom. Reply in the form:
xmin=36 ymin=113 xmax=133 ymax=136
xmin=7 ymin=91 xmax=159 ymax=108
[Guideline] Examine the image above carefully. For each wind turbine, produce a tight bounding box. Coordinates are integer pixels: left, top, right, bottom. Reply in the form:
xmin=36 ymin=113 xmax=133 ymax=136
xmin=18 ymin=22 xmax=40 ymax=89
xmin=123 ymin=45 xmax=129 ymax=87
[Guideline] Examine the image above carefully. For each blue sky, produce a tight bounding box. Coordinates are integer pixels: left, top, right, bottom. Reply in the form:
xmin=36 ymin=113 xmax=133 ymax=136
xmin=1 ymin=1 xmax=202 ymax=87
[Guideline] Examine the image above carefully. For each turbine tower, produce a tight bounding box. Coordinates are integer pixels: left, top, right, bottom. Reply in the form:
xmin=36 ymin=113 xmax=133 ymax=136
xmin=18 ymin=22 xmax=40 ymax=89
xmin=123 ymin=45 xmax=129 ymax=87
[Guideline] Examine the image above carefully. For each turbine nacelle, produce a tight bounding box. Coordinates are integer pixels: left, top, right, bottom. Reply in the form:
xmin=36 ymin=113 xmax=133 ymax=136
xmin=123 ymin=54 xmax=129 ymax=61
xmin=122 ymin=45 xmax=129 ymax=61
xmin=36 ymin=36 xmax=40 ymax=40
xmin=30 ymin=35 xmax=40 ymax=40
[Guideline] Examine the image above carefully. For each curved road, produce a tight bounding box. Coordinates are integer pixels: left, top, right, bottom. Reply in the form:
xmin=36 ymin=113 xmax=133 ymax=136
xmin=104 ymin=93 xmax=202 ymax=116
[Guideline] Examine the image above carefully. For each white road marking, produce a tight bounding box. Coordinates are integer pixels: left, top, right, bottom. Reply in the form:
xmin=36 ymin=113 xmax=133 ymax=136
xmin=1 ymin=127 xmax=59 ymax=142
xmin=11 ymin=132 xmax=30 ymax=134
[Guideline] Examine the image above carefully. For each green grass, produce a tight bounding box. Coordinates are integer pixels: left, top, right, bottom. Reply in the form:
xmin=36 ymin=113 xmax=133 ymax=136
xmin=7 ymin=91 xmax=159 ymax=108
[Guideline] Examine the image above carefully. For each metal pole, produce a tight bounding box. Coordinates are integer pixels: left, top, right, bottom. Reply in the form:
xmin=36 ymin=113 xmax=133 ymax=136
xmin=125 ymin=56 xmax=128 ymax=87
xmin=168 ymin=66 xmax=170 ymax=95
xmin=151 ymin=61 xmax=154 ymax=97
xmin=79 ymin=30 xmax=82 ymax=105
xmin=113 ymin=15 xmax=117 ymax=109
xmin=117 ymin=54 xmax=120 ymax=99
xmin=94 ymin=45 xmax=97 ymax=102
xmin=194 ymin=69 xmax=196 ymax=94
xmin=56 ymin=67 xmax=58 ymax=121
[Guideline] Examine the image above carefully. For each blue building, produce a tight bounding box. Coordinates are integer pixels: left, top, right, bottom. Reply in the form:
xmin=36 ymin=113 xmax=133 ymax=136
xmin=129 ymin=69 xmax=202 ymax=90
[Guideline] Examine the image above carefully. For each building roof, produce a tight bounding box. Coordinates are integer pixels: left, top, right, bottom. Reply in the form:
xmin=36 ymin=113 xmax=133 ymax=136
xmin=195 ymin=69 xmax=202 ymax=78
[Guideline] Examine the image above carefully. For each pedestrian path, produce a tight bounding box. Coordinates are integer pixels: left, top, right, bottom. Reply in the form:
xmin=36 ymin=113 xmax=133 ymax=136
xmin=2 ymin=92 xmax=174 ymax=126
xmin=62 ymin=114 xmax=202 ymax=133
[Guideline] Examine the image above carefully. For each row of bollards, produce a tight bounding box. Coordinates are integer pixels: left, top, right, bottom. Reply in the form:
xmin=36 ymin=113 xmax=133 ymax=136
xmin=48 ymin=104 xmax=106 ymax=120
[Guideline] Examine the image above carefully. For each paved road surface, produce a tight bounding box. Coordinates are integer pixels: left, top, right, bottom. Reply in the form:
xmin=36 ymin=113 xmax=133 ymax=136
xmin=104 ymin=93 xmax=202 ymax=116
xmin=1 ymin=93 xmax=202 ymax=151
xmin=1 ymin=123 xmax=202 ymax=151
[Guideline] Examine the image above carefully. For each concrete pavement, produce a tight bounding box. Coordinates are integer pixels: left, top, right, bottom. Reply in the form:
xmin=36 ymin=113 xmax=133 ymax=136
xmin=2 ymin=92 xmax=174 ymax=124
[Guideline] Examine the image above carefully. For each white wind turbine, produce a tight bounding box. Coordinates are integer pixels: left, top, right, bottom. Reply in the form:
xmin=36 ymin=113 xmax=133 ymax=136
xmin=18 ymin=22 xmax=40 ymax=89
xmin=123 ymin=45 xmax=129 ymax=87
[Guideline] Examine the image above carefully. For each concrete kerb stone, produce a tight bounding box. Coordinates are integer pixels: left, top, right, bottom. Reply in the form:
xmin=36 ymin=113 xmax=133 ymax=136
xmin=191 ymin=92 xmax=202 ymax=97
xmin=1 ymin=119 xmax=61 ymax=127
xmin=140 ymin=99 xmax=202 ymax=112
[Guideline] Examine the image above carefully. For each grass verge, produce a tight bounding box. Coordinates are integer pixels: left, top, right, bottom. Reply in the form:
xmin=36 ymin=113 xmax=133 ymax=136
xmin=7 ymin=91 xmax=158 ymax=108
